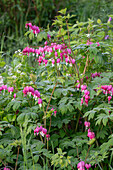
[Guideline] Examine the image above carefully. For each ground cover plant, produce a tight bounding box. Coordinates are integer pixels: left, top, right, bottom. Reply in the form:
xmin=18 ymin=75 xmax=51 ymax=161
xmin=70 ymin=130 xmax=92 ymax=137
xmin=0 ymin=9 xmax=113 ymax=170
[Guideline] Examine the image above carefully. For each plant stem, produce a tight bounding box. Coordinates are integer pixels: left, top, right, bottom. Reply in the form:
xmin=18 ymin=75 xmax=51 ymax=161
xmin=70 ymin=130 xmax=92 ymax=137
xmin=66 ymin=20 xmax=70 ymax=48
xmin=48 ymin=116 xmax=51 ymax=133
xmin=76 ymin=145 xmax=80 ymax=160
xmin=44 ymin=82 xmax=57 ymax=129
xmin=40 ymin=134 xmax=44 ymax=143
xmin=0 ymin=158 xmax=6 ymax=167
xmin=108 ymin=121 xmax=112 ymax=134
xmin=69 ymin=163 xmax=74 ymax=170
xmin=30 ymin=147 xmax=35 ymax=170
xmin=47 ymin=139 xmax=49 ymax=150
xmin=85 ymin=145 xmax=91 ymax=163
xmin=15 ymin=146 xmax=20 ymax=170
xmin=81 ymin=54 xmax=89 ymax=83
xmin=75 ymin=112 xmax=80 ymax=132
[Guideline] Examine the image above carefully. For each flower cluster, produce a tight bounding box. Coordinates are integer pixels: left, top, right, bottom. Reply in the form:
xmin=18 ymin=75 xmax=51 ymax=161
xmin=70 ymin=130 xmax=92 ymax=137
xmin=77 ymin=161 xmax=91 ymax=170
xmin=77 ymin=122 xmax=93 ymax=169
xmin=25 ymin=23 xmax=40 ymax=36
xmin=4 ymin=167 xmax=10 ymax=170
xmin=0 ymin=85 xmax=43 ymax=106
xmin=100 ymin=85 xmax=113 ymax=103
xmin=23 ymin=43 xmax=75 ymax=67
xmin=75 ymin=81 xmax=90 ymax=106
xmin=34 ymin=126 xmax=50 ymax=140
xmin=76 ymin=80 xmax=80 ymax=91
xmin=81 ymin=87 xmax=90 ymax=106
xmin=91 ymin=72 xmax=101 ymax=79
xmin=87 ymin=128 xmax=95 ymax=140
xmin=0 ymin=84 xmax=16 ymax=96
xmin=84 ymin=121 xmax=95 ymax=140
xmin=23 ymin=86 xmax=42 ymax=106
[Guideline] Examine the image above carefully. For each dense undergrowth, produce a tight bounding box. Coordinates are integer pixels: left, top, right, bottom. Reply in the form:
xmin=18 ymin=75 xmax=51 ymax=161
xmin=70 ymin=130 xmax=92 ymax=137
xmin=0 ymin=9 xmax=113 ymax=170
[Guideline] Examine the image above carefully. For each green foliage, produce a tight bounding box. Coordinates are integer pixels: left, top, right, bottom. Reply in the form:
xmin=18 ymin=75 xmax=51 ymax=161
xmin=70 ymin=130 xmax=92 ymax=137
xmin=51 ymin=148 xmax=71 ymax=169
xmin=0 ymin=7 xmax=113 ymax=170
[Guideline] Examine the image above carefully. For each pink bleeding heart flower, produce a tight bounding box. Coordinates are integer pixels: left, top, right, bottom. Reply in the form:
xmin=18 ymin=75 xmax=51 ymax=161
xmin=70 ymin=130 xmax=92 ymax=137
xmin=40 ymin=128 xmax=47 ymax=137
xmin=29 ymin=86 xmax=34 ymax=93
xmin=8 ymin=87 xmax=14 ymax=94
xmin=87 ymin=131 xmax=95 ymax=140
xmin=38 ymin=98 xmax=42 ymax=107
xmin=52 ymin=59 xmax=55 ymax=67
xmin=4 ymin=167 xmax=10 ymax=170
xmin=84 ymin=121 xmax=90 ymax=128
xmin=57 ymin=58 xmax=60 ymax=67
xmin=46 ymin=134 xmax=50 ymax=141
xmin=81 ymin=85 xmax=87 ymax=92
xmin=54 ymin=111 xmax=57 ymax=117
xmin=14 ymin=93 xmax=16 ymax=99
xmin=84 ymin=90 xmax=90 ymax=96
xmin=85 ymin=164 xmax=91 ymax=170
xmin=43 ymin=59 xmax=48 ymax=66
xmin=77 ymin=161 xmax=85 ymax=169
xmin=34 ymin=90 xmax=40 ymax=99
xmin=96 ymin=42 xmax=100 ymax=46
xmin=71 ymin=58 xmax=75 ymax=64
xmin=81 ymin=98 xmax=84 ymax=105
xmin=55 ymin=51 xmax=58 ymax=57
xmin=2 ymin=85 xmax=7 ymax=90
xmin=44 ymin=41 xmax=48 ymax=45
xmin=67 ymin=48 xmax=71 ymax=54
xmin=0 ymin=86 xmax=3 ymax=91
xmin=108 ymin=96 xmax=112 ymax=103
xmin=65 ymin=57 xmax=69 ymax=65
xmin=34 ymin=126 xmax=42 ymax=135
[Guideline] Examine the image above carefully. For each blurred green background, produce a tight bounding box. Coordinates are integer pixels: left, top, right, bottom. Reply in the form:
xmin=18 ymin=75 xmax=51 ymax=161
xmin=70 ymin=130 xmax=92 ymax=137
xmin=1 ymin=0 xmax=113 ymax=57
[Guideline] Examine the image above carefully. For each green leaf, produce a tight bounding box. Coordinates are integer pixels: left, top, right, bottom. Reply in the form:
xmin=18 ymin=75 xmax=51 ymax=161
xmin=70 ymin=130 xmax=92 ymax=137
xmin=58 ymin=8 xmax=67 ymax=15
xmin=0 ymin=61 xmax=5 ymax=67
xmin=13 ymin=101 xmax=21 ymax=111
xmin=87 ymin=138 xmax=96 ymax=145
xmin=7 ymin=114 xmax=16 ymax=122
xmin=67 ymin=104 xmax=74 ymax=112
xmin=31 ymin=112 xmax=38 ymax=120
xmin=58 ymin=97 xmax=68 ymax=104
xmin=57 ymin=148 xmax=62 ymax=154
xmin=103 ymin=117 xmax=108 ymax=126
xmin=59 ymin=104 xmax=67 ymax=114
xmin=97 ymin=128 xmax=108 ymax=139
xmin=34 ymin=155 xmax=39 ymax=163
xmin=83 ymin=110 xmax=96 ymax=120
xmin=97 ymin=31 xmax=105 ymax=40
xmin=17 ymin=113 xmax=25 ymax=124
xmin=5 ymin=100 xmax=15 ymax=112
xmin=96 ymin=113 xmax=109 ymax=126
xmin=24 ymin=30 xmax=31 ymax=36
xmin=54 ymin=88 xmax=62 ymax=98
